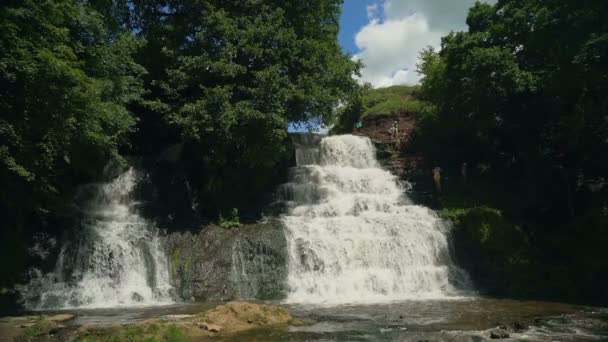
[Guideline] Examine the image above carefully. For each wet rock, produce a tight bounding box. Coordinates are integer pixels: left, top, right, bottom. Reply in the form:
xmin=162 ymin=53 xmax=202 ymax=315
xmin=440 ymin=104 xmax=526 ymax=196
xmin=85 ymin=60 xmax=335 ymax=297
xmin=489 ymin=328 xmax=509 ymax=339
xmin=77 ymin=323 xmax=99 ymax=334
xmin=466 ymin=336 xmax=486 ymax=342
xmin=510 ymin=320 xmax=527 ymax=331
xmin=47 ymin=313 xmax=75 ymax=322
xmin=3 ymin=316 xmax=35 ymax=324
xmin=165 ymin=221 xmax=287 ymax=301
xmin=199 ymin=322 xmax=222 ymax=332
xmin=131 ymin=292 xmax=144 ymax=302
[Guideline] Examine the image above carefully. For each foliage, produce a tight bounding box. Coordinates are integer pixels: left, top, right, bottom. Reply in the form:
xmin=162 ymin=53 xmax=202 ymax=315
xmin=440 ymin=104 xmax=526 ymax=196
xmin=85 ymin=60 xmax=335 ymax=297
xmin=332 ymin=84 xmax=431 ymax=133
xmin=417 ymin=0 xmax=608 ymax=303
xmin=16 ymin=318 xmax=58 ymax=342
xmin=219 ymin=208 xmax=241 ymax=229
xmin=0 ymin=0 xmax=144 ymax=288
xmin=78 ymin=323 xmax=187 ymax=342
xmin=1 ymin=0 xmax=356 ymax=290
xmin=361 ymin=85 xmax=424 ymax=117
xmin=125 ymin=0 xmax=359 ymax=218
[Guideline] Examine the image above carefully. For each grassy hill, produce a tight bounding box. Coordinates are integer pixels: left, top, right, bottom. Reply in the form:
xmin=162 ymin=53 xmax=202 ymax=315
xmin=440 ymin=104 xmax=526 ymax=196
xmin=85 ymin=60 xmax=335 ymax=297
xmin=332 ymin=85 xmax=430 ymax=133
xmin=360 ymin=85 xmax=426 ymax=117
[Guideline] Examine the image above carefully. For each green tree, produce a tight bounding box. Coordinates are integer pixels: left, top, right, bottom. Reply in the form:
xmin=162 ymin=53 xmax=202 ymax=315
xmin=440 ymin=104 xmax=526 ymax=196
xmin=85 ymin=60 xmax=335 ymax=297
xmin=0 ymin=0 xmax=144 ymax=287
xmin=417 ymin=0 xmax=608 ymax=302
xmin=126 ymin=0 xmax=359 ymax=218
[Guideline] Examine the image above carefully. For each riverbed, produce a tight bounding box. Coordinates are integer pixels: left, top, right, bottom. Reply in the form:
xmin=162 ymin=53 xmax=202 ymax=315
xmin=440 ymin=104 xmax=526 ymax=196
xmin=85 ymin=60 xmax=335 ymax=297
xmin=9 ymin=297 xmax=606 ymax=341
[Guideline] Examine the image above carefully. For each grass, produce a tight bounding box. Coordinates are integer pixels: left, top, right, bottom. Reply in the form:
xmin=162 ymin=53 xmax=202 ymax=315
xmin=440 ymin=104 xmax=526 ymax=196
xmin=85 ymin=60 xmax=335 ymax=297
xmin=16 ymin=318 xmax=58 ymax=342
xmin=361 ymin=85 xmax=426 ymax=117
xmin=332 ymin=84 xmax=431 ymax=133
xmin=77 ymin=323 xmax=188 ymax=342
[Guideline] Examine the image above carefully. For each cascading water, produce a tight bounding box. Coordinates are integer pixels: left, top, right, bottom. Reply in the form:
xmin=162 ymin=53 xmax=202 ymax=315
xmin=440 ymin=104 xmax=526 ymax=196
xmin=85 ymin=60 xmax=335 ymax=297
xmin=20 ymin=168 xmax=174 ymax=309
xmin=281 ymin=134 xmax=470 ymax=305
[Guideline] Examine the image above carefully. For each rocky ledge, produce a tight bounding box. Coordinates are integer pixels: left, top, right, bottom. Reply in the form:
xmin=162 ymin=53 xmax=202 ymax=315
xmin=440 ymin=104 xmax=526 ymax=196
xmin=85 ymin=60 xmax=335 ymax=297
xmin=164 ymin=220 xmax=288 ymax=301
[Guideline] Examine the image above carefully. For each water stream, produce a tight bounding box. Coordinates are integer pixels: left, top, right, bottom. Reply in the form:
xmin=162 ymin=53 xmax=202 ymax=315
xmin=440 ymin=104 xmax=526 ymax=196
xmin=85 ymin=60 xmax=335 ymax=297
xmin=282 ymin=134 xmax=470 ymax=305
xmin=20 ymin=168 xmax=173 ymax=309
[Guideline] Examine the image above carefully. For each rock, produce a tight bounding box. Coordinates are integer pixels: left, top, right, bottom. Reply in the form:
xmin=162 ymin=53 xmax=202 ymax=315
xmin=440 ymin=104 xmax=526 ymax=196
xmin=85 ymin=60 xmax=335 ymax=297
xmin=165 ymin=222 xmax=288 ymax=302
xmin=511 ymin=321 xmax=527 ymax=331
xmin=77 ymin=323 xmax=99 ymax=335
xmin=199 ymin=322 xmax=222 ymax=333
xmin=48 ymin=324 xmax=65 ymax=335
xmin=4 ymin=316 xmax=35 ymax=324
xmin=47 ymin=314 xmax=75 ymax=322
xmin=20 ymin=322 xmax=36 ymax=328
xmin=198 ymin=301 xmax=292 ymax=334
xmin=131 ymin=292 xmax=144 ymax=302
xmin=489 ymin=328 xmax=509 ymax=339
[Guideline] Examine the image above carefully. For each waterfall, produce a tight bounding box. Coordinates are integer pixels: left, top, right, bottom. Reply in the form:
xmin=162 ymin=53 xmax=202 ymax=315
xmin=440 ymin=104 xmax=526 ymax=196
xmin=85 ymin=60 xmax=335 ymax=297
xmin=20 ymin=168 xmax=174 ymax=309
xmin=281 ymin=134 xmax=470 ymax=305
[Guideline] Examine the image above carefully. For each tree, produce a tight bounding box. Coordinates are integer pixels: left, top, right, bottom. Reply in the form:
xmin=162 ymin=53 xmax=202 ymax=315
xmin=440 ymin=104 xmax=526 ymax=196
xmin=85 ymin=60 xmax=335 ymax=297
xmin=0 ymin=0 xmax=144 ymax=287
xmin=417 ymin=0 xmax=608 ymax=302
xmin=126 ymin=0 xmax=359 ymax=218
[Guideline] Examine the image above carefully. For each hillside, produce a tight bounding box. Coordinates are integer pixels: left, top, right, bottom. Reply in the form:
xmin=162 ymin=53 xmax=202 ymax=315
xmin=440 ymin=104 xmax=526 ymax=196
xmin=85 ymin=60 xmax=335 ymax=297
xmin=333 ymin=85 xmax=428 ymax=145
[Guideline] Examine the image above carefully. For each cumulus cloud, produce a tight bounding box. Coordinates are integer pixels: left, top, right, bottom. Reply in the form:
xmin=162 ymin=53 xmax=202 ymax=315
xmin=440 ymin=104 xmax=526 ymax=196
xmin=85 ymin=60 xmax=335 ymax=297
xmin=353 ymin=0 xmax=496 ymax=88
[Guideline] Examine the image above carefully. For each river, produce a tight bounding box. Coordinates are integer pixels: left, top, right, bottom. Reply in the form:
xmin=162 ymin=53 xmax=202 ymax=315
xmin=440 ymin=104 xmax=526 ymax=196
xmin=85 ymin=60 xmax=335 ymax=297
xmin=13 ymin=298 xmax=605 ymax=341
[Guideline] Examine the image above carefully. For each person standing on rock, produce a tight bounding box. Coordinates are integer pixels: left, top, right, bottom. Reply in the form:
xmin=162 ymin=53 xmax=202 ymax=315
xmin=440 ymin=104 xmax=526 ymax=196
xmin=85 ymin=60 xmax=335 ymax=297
xmin=392 ymin=120 xmax=399 ymax=140
xmin=433 ymin=167 xmax=442 ymax=193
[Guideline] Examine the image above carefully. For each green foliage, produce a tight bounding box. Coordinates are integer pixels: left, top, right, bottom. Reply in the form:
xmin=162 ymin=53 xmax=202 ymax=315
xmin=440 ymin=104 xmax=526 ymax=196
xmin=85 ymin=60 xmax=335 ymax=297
xmin=77 ymin=323 xmax=187 ymax=342
xmin=440 ymin=205 xmax=538 ymax=296
xmin=19 ymin=320 xmax=57 ymax=341
xmin=441 ymin=207 xmax=527 ymax=254
xmin=333 ymin=84 xmax=432 ymax=133
xmin=127 ymin=0 xmax=358 ymax=218
xmin=219 ymin=208 xmax=241 ymax=229
xmin=0 ymin=0 xmax=144 ymax=288
xmin=417 ymin=0 xmax=608 ymax=302
xmin=1 ymin=0 xmax=357 ymax=289
xmin=361 ymin=85 xmax=423 ymax=117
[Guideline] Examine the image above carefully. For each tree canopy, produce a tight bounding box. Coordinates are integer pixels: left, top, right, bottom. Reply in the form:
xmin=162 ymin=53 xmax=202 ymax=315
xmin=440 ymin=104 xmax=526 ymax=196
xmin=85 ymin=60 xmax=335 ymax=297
xmin=415 ymin=0 xmax=608 ymax=302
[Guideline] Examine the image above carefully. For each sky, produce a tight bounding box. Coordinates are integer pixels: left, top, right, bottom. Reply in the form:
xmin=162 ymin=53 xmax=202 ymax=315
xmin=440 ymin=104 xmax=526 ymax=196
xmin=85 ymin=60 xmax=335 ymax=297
xmin=339 ymin=0 xmax=496 ymax=88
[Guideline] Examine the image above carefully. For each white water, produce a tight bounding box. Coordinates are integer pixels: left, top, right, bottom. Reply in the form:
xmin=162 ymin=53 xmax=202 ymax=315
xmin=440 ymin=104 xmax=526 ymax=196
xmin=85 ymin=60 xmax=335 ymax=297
xmin=21 ymin=168 xmax=174 ymax=309
xmin=282 ymin=134 xmax=470 ymax=305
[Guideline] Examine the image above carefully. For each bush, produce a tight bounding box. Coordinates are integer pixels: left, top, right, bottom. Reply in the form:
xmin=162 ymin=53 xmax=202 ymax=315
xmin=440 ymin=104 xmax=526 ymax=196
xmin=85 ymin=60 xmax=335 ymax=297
xmin=219 ymin=208 xmax=241 ymax=229
xmin=441 ymin=206 xmax=539 ymax=296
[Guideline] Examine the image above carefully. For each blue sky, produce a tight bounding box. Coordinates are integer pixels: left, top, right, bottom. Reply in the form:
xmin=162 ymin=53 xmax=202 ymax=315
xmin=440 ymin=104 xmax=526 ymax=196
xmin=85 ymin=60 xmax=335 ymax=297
xmin=338 ymin=0 xmax=378 ymax=55
xmin=338 ymin=0 xmax=495 ymax=87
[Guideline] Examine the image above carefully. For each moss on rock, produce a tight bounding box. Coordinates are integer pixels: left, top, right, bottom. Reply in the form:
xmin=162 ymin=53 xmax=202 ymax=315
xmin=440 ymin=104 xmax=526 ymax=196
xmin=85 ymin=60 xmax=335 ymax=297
xmin=196 ymin=301 xmax=292 ymax=334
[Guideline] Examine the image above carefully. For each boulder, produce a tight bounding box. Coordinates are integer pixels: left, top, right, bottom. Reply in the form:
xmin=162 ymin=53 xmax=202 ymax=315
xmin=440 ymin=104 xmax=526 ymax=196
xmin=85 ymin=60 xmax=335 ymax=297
xmin=489 ymin=328 xmax=509 ymax=339
xmin=199 ymin=322 xmax=222 ymax=332
xmin=47 ymin=314 xmax=75 ymax=322
xmin=197 ymin=301 xmax=291 ymax=334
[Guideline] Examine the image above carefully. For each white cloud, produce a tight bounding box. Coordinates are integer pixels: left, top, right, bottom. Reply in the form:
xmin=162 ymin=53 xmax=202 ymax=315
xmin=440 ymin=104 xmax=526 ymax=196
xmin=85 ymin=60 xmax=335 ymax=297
xmin=353 ymin=12 xmax=441 ymax=87
xmin=353 ymin=0 xmax=496 ymax=88
xmin=366 ymin=3 xmax=380 ymax=21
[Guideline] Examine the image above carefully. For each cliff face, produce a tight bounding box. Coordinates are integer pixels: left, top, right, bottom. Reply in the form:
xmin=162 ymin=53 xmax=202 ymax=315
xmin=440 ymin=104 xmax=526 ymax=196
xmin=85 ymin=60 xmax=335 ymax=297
xmin=164 ymin=221 xmax=288 ymax=301
xmin=353 ymin=113 xmax=436 ymax=207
